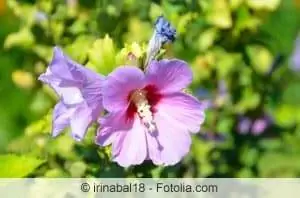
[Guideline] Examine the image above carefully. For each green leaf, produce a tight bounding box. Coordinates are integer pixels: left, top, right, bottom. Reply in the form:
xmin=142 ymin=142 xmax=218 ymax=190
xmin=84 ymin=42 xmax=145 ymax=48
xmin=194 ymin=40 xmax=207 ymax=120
xmin=282 ymin=82 xmax=300 ymax=106
xmin=65 ymin=35 xmax=94 ymax=64
xmin=69 ymin=161 xmax=87 ymax=178
xmin=273 ymin=104 xmax=297 ymax=127
xmin=149 ymin=3 xmax=164 ymax=21
xmin=234 ymin=6 xmax=261 ymax=35
xmin=246 ymin=45 xmax=273 ymax=74
xmin=246 ymin=0 xmax=281 ymax=11
xmin=240 ymin=147 xmax=259 ymax=167
xmin=258 ymin=152 xmax=300 ymax=177
xmin=198 ymin=28 xmax=219 ymax=51
xmin=4 ymin=28 xmax=35 ymax=49
xmin=87 ymin=35 xmax=117 ymax=75
xmin=0 ymin=154 xmax=45 ymax=177
xmin=206 ymin=0 xmax=232 ymax=29
xmin=234 ymin=88 xmax=261 ymax=113
xmin=229 ymin=0 xmax=244 ymax=10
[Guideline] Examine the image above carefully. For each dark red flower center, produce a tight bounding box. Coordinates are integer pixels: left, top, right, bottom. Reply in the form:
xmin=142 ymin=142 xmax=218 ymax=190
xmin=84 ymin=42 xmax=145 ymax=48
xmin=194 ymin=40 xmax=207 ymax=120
xmin=126 ymin=85 xmax=162 ymax=122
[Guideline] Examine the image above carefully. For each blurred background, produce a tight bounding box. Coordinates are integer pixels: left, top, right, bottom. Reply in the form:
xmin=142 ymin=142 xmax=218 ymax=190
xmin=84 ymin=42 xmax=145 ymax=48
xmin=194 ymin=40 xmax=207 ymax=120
xmin=0 ymin=0 xmax=300 ymax=178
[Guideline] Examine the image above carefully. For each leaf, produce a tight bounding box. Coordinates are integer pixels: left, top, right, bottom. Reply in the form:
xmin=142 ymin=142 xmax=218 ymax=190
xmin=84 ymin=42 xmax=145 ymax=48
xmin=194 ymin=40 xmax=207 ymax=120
xmin=282 ymin=82 xmax=300 ymax=106
xmin=87 ymin=35 xmax=117 ymax=75
xmin=0 ymin=154 xmax=45 ymax=177
xmin=4 ymin=28 xmax=35 ymax=49
xmin=234 ymin=5 xmax=261 ymax=35
xmin=246 ymin=45 xmax=273 ymax=74
xmin=69 ymin=161 xmax=87 ymax=178
xmin=198 ymin=28 xmax=219 ymax=51
xmin=149 ymin=3 xmax=164 ymax=21
xmin=258 ymin=152 xmax=300 ymax=177
xmin=246 ymin=0 xmax=281 ymax=11
xmin=65 ymin=35 xmax=94 ymax=64
xmin=234 ymin=88 xmax=261 ymax=113
xmin=273 ymin=104 xmax=297 ymax=127
xmin=206 ymin=0 xmax=232 ymax=29
xmin=229 ymin=0 xmax=244 ymax=10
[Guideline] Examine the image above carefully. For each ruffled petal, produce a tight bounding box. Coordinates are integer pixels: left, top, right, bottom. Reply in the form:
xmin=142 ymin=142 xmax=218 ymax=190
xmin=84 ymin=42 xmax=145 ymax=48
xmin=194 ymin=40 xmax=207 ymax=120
xmin=146 ymin=59 xmax=192 ymax=94
xmin=103 ymin=66 xmax=145 ymax=112
xmin=155 ymin=92 xmax=205 ymax=133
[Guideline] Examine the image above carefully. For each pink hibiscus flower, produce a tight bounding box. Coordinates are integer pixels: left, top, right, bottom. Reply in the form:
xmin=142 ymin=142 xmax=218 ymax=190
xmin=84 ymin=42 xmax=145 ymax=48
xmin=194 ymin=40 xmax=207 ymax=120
xmin=96 ymin=59 xmax=206 ymax=167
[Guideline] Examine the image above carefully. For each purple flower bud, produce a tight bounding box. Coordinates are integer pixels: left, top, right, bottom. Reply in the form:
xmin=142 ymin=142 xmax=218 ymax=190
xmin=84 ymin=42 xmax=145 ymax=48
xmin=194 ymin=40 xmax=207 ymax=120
xmin=145 ymin=16 xmax=176 ymax=66
xmin=154 ymin=16 xmax=176 ymax=44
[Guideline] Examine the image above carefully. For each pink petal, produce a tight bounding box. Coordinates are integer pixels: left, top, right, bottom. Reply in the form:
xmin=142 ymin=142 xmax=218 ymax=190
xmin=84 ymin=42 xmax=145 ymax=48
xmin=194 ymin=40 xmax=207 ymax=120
xmin=96 ymin=110 xmax=132 ymax=146
xmin=154 ymin=111 xmax=192 ymax=166
xmin=103 ymin=66 xmax=146 ymax=112
xmin=146 ymin=59 xmax=192 ymax=94
xmin=145 ymin=132 xmax=163 ymax=165
xmin=96 ymin=127 xmax=117 ymax=147
xmin=156 ymin=92 xmax=205 ymax=133
xmin=112 ymin=117 xmax=147 ymax=167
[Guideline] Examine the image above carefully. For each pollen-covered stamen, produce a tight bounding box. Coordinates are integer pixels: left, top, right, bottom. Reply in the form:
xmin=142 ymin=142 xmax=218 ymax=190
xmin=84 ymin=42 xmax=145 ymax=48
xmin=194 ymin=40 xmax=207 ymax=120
xmin=130 ymin=89 xmax=157 ymax=133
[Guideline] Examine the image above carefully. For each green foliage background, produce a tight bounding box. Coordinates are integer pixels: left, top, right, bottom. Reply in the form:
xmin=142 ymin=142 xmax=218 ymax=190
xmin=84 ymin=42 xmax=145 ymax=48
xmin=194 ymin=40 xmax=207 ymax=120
xmin=0 ymin=0 xmax=300 ymax=178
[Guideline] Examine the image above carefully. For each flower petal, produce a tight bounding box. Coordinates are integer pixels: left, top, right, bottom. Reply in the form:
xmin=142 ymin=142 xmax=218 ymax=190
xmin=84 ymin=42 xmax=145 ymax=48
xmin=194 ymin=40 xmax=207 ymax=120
xmin=39 ymin=47 xmax=105 ymax=141
xmin=39 ymin=46 xmax=104 ymax=105
xmin=146 ymin=59 xmax=192 ymax=94
xmin=69 ymin=103 xmax=93 ymax=141
xmin=156 ymin=92 xmax=205 ymax=133
xmin=96 ymin=127 xmax=117 ymax=147
xmin=103 ymin=66 xmax=145 ymax=112
xmin=50 ymin=84 xmax=85 ymax=105
xmin=52 ymin=102 xmax=75 ymax=137
xmin=112 ymin=117 xmax=147 ymax=167
xmin=154 ymin=111 xmax=192 ymax=166
xmin=145 ymin=132 xmax=163 ymax=165
xmin=96 ymin=110 xmax=132 ymax=146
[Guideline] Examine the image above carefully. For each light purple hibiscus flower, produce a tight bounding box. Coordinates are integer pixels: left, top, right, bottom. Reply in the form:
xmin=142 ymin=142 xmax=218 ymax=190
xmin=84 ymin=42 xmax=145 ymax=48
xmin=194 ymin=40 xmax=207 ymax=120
xmin=96 ymin=59 xmax=206 ymax=167
xmin=38 ymin=47 xmax=104 ymax=141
